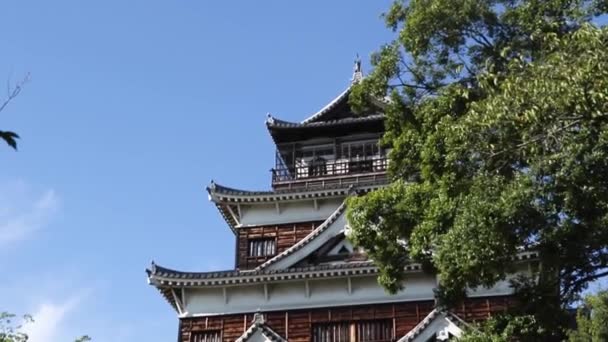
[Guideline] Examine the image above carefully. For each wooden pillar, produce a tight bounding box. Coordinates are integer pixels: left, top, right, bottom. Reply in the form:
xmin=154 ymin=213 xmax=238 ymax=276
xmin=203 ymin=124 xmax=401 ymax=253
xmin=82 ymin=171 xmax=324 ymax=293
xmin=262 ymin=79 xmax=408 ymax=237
xmin=392 ymin=305 xmax=396 ymax=339
xmin=220 ymin=318 xmax=224 ymax=341
xmin=486 ymin=299 xmax=491 ymax=318
xmin=285 ymin=312 xmax=289 ymax=340
xmin=350 ymin=323 xmax=357 ymax=341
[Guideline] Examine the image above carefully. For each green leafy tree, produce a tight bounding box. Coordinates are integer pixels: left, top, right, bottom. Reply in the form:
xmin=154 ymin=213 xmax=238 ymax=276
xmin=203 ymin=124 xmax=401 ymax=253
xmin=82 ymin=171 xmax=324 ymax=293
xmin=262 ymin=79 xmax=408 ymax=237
xmin=0 ymin=311 xmax=91 ymax=342
xmin=0 ymin=312 xmax=31 ymax=342
xmin=346 ymin=0 xmax=608 ymax=338
xmin=568 ymin=290 xmax=608 ymax=342
xmin=458 ymin=314 xmax=546 ymax=341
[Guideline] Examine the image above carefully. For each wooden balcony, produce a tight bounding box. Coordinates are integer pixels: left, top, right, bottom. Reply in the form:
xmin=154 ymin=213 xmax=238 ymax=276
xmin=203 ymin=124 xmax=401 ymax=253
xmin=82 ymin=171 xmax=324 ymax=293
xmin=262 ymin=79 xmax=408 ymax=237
xmin=271 ymin=156 xmax=389 ymax=190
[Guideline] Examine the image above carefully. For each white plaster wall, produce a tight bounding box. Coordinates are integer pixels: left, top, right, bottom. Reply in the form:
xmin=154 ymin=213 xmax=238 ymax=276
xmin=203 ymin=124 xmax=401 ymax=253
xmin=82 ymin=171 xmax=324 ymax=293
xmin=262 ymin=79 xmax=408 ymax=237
xmin=244 ymin=330 xmax=272 ymax=342
xmin=184 ymin=273 xmax=438 ymax=316
xmin=467 ymin=264 xmax=531 ymax=298
xmin=239 ymin=198 xmax=343 ymax=227
xmin=182 ymin=270 xmax=521 ymax=317
xmin=468 ymin=278 xmax=514 ymax=298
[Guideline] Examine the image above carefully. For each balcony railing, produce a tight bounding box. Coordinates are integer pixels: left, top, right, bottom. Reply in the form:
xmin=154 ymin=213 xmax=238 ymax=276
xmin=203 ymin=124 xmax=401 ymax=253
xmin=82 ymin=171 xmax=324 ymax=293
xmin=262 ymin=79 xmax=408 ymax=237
xmin=272 ymin=156 xmax=388 ymax=184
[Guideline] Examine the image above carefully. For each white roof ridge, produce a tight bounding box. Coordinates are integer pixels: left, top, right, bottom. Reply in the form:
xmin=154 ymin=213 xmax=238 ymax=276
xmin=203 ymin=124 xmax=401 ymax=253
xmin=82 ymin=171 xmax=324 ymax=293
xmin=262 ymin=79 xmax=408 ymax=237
xmin=300 ymin=56 xmax=365 ymax=124
xmin=300 ymin=85 xmax=352 ymax=124
xmin=235 ymin=314 xmax=287 ymax=342
xmin=398 ymin=309 xmax=468 ymax=342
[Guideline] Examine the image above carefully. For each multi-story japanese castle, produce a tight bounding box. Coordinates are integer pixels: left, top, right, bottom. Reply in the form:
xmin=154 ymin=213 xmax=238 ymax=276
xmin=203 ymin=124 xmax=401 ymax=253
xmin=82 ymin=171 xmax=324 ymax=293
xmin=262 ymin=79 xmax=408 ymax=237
xmin=147 ymin=60 xmax=536 ymax=342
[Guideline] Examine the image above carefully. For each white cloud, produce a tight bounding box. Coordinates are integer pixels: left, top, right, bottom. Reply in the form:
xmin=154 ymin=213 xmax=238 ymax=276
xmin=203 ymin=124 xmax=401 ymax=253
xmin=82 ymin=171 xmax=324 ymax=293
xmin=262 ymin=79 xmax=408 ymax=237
xmin=0 ymin=180 xmax=59 ymax=246
xmin=21 ymin=295 xmax=83 ymax=342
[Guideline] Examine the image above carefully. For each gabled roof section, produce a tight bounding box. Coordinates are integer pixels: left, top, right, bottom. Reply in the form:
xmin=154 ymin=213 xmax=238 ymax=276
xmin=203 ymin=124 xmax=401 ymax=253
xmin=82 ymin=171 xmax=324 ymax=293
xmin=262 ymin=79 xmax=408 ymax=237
xmin=207 ymin=180 xmax=387 ymax=202
xmin=236 ymin=313 xmax=287 ymax=342
xmin=265 ymin=114 xmax=384 ymax=129
xmin=293 ymin=232 xmax=368 ymax=267
xmin=398 ymin=309 xmax=468 ymax=342
xmin=300 ymin=86 xmax=353 ymax=124
xmin=300 ymin=56 xmax=364 ymax=124
xmin=254 ymin=201 xmax=347 ymax=271
xmin=265 ymin=113 xmax=385 ymax=145
xmin=206 ymin=179 xmax=387 ymax=234
xmin=265 ymin=59 xmax=386 ymax=145
xmin=147 ymin=260 xmax=385 ymax=288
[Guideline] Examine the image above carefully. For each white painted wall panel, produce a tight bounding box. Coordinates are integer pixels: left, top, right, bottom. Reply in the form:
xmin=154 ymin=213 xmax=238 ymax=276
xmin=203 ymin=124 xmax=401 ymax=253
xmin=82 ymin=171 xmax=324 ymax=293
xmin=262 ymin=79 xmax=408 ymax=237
xmin=239 ymin=198 xmax=343 ymax=227
xmin=182 ymin=271 xmax=519 ymax=317
xmin=184 ymin=273 xmax=440 ymax=316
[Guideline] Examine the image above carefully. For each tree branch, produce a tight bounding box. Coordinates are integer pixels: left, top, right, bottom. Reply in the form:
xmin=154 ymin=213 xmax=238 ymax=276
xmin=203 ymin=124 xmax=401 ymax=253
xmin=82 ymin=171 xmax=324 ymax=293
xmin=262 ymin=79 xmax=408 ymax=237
xmin=465 ymin=28 xmax=494 ymax=49
xmin=489 ymin=118 xmax=583 ymax=158
xmin=0 ymin=73 xmax=30 ymax=114
xmin=562 ymin=270 xmax=608 ymax=297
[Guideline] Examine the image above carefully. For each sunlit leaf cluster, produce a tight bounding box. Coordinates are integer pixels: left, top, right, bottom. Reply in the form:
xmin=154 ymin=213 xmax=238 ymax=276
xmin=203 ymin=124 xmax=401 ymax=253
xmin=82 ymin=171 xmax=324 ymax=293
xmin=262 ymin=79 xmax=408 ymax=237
xmin=347 ymin=0 xmax=608 ymax=338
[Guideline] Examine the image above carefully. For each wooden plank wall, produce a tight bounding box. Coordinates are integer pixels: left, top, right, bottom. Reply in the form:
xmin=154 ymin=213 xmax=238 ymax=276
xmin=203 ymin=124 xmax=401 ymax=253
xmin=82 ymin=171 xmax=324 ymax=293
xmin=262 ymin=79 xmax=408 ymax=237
xmin=237 ymin=221 xmax=323 ymax=269
xmin=178 ymin=296 xmax=515 ymax=342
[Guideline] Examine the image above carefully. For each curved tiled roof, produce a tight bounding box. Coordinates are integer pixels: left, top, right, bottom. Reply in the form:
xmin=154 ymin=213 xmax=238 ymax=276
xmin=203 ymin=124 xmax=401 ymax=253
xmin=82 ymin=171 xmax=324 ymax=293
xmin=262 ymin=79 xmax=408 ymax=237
xmin=296 ymin=63 xmax=380 ymax=124
xmin=147 ymin=260 xmax=389 ymax=286
xmin=207 ymin=181 xmax=276 ymax=196
xmin=266 ymin=114 xmax=384 ymax=129
xmin=206 ymin=179 xmax=388 ymax=234
xmin=300 ymin=86 xmax=353 ymax=124
xmin=207 ymin=179 xmax=386 ymax=202
xmin=296 ymin=57 xmax=368 ymax=124
xmin=148 ymin=250 xmax=538 ymax=286
xmin=264 ymin=67 xmax=387 ymax=145
xmin=147 ymin=260 xmax=423 ymax=314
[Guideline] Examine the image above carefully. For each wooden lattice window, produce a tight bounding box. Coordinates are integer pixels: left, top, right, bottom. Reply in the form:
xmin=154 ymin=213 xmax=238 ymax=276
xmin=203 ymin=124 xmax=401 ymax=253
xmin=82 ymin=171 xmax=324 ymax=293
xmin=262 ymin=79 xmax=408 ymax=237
xmin=248 ymin=238 xmax=276 ymax=257
xmin=191 ymin=330 xmax=221 ymax=342
xmin=312 ymin=320 xmax=393 ymax=342
xmin=356 ymin=320 xmax=393 ymax=342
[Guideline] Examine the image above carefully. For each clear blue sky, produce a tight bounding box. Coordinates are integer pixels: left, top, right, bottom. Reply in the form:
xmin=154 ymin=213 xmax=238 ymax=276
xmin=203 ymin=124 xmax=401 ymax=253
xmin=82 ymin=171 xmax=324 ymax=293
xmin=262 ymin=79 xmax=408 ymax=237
xmin=0 ymin=1 xmax=393 ymax=341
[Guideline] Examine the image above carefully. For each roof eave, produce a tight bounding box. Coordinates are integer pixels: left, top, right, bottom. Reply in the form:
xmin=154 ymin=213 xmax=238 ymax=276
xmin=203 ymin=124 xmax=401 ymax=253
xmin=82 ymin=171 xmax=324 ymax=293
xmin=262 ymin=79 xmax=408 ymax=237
xmin=206 ymin=180 xmax=387 ymax=203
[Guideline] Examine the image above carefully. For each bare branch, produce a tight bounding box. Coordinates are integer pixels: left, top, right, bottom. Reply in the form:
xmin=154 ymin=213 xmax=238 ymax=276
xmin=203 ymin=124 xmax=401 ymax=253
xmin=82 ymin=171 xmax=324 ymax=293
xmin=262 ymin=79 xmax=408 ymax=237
xmin=0 ymin=73 xmax=30 ymax=114
xmin=561 ymin=270 xmax=608 ymax=297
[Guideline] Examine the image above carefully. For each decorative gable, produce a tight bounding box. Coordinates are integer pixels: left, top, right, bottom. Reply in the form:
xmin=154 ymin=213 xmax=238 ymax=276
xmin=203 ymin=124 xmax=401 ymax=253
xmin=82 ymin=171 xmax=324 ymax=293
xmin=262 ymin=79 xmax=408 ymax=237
xmin=294 ymin=231 xmax=368 ymax=267
xmin=398 ymin=309 xmax=467 ymax=342
xmin=235 ymin=313 xmax=286 ymax=342
xmin=255 ymin=202 xmax=347 ymax=271
xmin=327 ymin=236 xmax=354 ymax=255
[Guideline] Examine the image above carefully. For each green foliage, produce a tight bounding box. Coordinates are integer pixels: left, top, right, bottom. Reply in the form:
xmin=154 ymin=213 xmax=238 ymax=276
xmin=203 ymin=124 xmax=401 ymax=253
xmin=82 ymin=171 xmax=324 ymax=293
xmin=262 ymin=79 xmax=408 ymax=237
xmin=0 ymin=312 xmax=31 ymax=342
xmin=0 ymin=311 xmax=91 ymax=342
xmin=347 ymin=0 xmax=608 ymax=337
xmin=459 ymin=314 xmax=547 ymax=341
xmin=569 ymin=290 xmax=608 ymax=342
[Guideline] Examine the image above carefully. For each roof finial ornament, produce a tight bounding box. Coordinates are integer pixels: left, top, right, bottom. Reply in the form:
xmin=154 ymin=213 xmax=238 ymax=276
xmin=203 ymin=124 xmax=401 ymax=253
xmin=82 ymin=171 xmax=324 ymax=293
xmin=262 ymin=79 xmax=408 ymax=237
xmin=253 ymin=311 xmax=265 ymax=325
xmin=265 ymin=112 xmax=275 ymax=125
xmin=150 ymin=260 xmax=157 ymax=274
xmin=352 ymin=54 xmax=363 ymax=83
